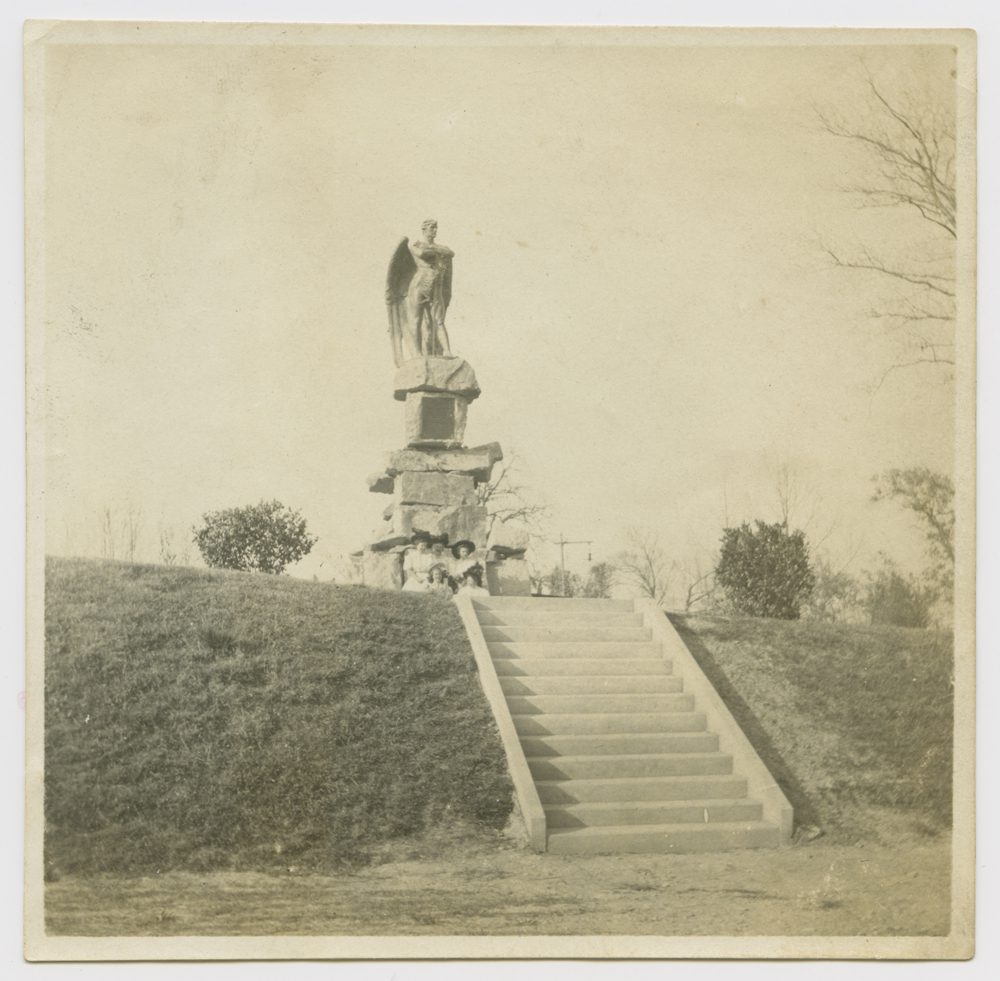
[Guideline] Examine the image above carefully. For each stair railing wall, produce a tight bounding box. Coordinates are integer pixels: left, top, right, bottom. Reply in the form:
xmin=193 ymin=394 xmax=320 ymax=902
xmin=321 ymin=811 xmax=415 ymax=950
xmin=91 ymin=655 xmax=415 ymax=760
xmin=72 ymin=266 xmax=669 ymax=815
xmin=635 ymin=598 xmax=795 ymax=842
xmin=453 ymin=594 xmax=548 ymax=851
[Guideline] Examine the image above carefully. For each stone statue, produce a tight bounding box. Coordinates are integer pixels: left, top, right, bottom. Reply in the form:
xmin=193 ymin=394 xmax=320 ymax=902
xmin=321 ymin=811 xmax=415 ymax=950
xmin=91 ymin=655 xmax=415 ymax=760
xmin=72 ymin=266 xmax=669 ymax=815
xmin=385 ymin=219 xmax=454 ymax=366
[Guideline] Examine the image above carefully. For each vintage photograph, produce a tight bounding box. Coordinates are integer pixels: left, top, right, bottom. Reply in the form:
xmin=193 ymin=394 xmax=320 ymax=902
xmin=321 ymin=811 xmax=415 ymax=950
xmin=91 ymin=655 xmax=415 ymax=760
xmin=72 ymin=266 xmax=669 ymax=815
xmin=23 ymin=22 xmax=975 ymax=959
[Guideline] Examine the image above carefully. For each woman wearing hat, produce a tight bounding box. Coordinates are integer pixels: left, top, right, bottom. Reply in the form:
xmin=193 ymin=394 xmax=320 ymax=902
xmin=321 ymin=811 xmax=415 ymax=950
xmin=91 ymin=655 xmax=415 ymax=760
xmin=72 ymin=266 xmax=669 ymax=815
xmin=455 ymin=563 xmax=490 ymax=597
xmin=402 ymin=532 xmax=435 ymax=591
xmin=425 ymin=563 xmax=455 ymax=600
xmin=450 ymin=539 xmax=479 ymax=580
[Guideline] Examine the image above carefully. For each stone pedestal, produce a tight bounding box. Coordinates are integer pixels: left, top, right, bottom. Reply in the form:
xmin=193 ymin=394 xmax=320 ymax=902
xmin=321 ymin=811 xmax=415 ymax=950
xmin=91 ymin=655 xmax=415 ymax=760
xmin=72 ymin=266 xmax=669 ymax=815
xmin=392 ymin=357 xmax=481 ymax=403
xmin=356 ymin=355 xmax=512 ymax=591
xmin=356 ymin=549 xmax=404 ymax=589
xmin=393 ymin=356 xmax=480 ymax=449
xmin=487 ymin=557 xmax=532 ymax=596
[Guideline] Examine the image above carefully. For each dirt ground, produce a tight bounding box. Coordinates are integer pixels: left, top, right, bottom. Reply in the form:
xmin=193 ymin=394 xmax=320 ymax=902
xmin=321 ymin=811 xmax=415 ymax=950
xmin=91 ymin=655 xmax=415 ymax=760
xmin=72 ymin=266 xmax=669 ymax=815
xmin=45 ymin=833 xmax=950 ymax=937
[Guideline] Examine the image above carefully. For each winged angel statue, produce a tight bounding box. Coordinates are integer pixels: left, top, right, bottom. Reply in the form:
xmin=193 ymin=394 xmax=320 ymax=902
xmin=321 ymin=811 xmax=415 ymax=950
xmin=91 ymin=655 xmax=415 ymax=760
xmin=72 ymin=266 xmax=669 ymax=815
xmin=385 ymin=219 xmax=454 ymax=366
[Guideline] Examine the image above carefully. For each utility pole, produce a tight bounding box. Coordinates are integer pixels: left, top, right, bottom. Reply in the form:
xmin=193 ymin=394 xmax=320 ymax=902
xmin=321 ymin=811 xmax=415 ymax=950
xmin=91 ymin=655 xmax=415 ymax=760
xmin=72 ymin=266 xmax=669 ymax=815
xmin=554 ymin=533 xmax=594 ymax=577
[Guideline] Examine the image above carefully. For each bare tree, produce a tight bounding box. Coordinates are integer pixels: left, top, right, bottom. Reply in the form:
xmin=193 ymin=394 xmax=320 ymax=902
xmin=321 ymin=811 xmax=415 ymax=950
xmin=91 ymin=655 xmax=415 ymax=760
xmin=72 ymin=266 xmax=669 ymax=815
xmin=582 ymin=562 xmax=617 ymax=599
xmin=123 ymin=505 xmax=143 ymax=564
xmin=158 ymin=524 xmax=178 ymax=566
xmin=616 ymin=527 xmax=672 ymax=606
xmin=476 ymin=450 xmax=548 ymax=539
xmin=677 ymin=557 xmax=718 ymax=614
xmin=100 ymin=507 xmax=117 ymax=560
xmin=872 ymin=467 xmax=954 ymax=591
xmin=771 ymin=460 xmax=841 ymax=550
xmin=818 ymin=68 xmax=956 ymax=381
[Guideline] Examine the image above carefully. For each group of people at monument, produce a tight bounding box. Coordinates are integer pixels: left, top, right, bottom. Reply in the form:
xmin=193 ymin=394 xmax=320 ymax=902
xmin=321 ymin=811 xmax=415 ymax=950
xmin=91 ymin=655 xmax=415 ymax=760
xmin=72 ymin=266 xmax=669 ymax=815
xmin=401 ymin=531 xmax=489 ymax=597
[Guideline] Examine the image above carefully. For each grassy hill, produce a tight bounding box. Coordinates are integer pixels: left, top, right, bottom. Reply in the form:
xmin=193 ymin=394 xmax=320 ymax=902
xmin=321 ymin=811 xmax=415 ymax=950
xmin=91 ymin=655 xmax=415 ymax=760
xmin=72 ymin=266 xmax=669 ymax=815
xmin=671 ymin=612 xmax=953 ymax=842
xmin=43 ymin=557 xmax=953 ymax=879
xmin=44 ymin=557 xmax=513 ymax=876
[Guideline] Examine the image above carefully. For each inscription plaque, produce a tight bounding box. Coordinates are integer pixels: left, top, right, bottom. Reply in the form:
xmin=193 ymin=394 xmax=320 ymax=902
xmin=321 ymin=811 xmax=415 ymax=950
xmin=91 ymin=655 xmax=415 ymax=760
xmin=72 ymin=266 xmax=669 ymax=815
xmin=420 ymin=396 xmax=456 ymax=440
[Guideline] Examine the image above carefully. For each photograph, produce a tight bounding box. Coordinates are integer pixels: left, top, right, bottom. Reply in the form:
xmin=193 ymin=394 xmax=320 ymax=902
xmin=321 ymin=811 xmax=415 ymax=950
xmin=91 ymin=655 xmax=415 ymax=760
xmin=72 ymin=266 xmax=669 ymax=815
xmin=22 ymin=20 xmax=976 ymax=960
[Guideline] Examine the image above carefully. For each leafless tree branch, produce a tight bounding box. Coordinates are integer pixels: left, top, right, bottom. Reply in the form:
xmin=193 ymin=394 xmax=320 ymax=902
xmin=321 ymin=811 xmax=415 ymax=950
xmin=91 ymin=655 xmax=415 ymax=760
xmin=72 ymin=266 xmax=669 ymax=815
xmin=817 ymin=66 xmax=958 ymax=378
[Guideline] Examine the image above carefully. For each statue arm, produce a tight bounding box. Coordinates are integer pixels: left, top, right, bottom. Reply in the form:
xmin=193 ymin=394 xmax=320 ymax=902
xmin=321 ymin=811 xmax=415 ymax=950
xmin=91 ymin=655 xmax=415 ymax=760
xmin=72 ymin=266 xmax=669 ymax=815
xmin=410 ymin=241 xmax=454 ymax=261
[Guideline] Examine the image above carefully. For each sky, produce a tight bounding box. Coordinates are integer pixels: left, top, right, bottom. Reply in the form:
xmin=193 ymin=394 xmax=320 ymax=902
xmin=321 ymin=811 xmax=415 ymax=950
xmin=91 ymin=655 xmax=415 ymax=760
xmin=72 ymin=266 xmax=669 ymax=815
xmin=34 ymin=26 xmax=966 ymax=596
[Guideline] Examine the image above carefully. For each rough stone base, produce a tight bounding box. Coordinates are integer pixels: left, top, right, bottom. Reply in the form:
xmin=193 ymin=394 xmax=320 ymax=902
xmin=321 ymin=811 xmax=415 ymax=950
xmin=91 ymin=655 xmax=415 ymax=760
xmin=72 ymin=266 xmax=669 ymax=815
xmin=395 ymin=471 xmax=477 ymax=507
xmin=367 ymin=442 xmax=503 ymax=490
xmin=360 ymin=549 xmax=404 ymax=589
xmin=488 ymin=557 xmax=532 ymax=596
xmin=392 ymin=356 xmax=481 ymax=403
xmin=393 ymin=502 xmax=488 ymax=550
xmin=489 ymin=522 xmax=530 ymax=553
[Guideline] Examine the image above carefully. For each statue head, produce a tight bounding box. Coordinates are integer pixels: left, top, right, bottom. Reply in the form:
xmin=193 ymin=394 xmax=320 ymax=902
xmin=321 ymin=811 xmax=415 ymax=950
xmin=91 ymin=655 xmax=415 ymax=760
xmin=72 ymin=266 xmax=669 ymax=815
xmin=421 ymin=218 xmax=438 ymax=242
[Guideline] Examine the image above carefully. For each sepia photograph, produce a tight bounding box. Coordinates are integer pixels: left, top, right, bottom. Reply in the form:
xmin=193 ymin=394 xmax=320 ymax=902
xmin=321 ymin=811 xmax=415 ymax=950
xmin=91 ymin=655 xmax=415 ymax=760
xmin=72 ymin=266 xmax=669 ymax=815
xmin=22 ymin=18 xmax=976 ymax=961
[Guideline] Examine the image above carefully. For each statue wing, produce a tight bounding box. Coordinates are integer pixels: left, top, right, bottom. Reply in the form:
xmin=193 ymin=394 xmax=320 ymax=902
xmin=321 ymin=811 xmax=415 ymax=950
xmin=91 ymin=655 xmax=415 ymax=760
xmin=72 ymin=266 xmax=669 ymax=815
xmin=385 ymin=238 xmax=416 ymax=367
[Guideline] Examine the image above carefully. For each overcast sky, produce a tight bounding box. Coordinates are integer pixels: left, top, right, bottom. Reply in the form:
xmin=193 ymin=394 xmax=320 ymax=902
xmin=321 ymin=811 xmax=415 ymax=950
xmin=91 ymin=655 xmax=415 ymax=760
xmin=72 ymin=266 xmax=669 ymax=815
xmin=35 ymin=27 xmax=964 ymax=589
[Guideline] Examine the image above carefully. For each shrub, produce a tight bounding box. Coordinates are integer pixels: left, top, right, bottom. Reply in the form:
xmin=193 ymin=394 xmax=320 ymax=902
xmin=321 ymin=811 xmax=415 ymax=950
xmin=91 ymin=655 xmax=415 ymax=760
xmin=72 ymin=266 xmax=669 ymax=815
xmin=193 ymin=499 xmax=317 ymax=575
xmin=715 ymin=520 xmax=815 ymax=620
xmin=863 ymin=558 xmax=938 ymax=628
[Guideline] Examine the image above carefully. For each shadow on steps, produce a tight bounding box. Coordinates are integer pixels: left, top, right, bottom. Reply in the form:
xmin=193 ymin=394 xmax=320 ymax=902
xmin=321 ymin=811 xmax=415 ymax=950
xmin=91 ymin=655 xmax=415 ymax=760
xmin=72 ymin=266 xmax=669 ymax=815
xmin=667 ymin=613 xmax=822 ymax=832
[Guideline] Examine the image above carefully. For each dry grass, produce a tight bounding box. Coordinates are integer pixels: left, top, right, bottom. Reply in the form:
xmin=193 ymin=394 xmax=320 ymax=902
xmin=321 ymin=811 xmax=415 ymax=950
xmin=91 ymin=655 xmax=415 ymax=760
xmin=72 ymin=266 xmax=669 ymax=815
xmin=43 ymin=561 xmax=957 ymax=938
xmin=45 ymin=834 xmax=951 ymax=937
xmin=44 ymin=557 xmax=513 ymax=877
xmin=670 ymin=612 xmax=953 ymax=841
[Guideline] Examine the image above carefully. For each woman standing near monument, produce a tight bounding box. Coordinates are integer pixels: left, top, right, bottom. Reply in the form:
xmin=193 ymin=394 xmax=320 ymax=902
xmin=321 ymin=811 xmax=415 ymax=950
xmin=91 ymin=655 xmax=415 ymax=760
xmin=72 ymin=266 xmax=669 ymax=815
xmin=402 ymin=532 xmax=435 ymax=591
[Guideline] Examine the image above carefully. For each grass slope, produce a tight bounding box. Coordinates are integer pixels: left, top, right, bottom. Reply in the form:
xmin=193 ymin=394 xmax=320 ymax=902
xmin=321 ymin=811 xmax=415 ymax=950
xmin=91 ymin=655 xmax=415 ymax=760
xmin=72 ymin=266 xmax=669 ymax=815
xmin=671 ymin=612 xmax=953 ymax=841
xmin=44 ymin=558 xmax=512 ymax=876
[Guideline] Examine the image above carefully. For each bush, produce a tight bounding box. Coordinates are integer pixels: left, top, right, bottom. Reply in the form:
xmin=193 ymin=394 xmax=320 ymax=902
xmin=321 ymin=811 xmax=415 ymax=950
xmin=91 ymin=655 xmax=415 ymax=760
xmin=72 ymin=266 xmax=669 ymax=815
xmin=802 ymin=556 xmax=863 ymax=623
xmin=193 ymin=499 xmax=317 ymax=575
xmin=715 ymin=520 xmax=815 ymax=620
xmin=863 ymin=558 xmax=938 ymax=628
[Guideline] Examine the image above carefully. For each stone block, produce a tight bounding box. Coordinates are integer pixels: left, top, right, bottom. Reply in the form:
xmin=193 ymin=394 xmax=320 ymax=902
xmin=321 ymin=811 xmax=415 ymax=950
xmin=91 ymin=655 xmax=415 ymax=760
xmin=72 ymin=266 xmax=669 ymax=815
xmin=385 ymin=442 xmax=503 ymax=485
xmin=393 ymin=356 xmax=481 ymax=402
xmin=393 ymin=503 xmax=488 ymax=550
xmin=367 ymin=471 xmax=395 ymax=495
xmin=488 ymin=523 xmax=530 ymax=553
xmin=404 ymin=391 xmax=469 ymax=448
xmin=370 ymin=530 xmax=411 ymax=552
xmin=492 ymin=557 xmax=532 ymax=596
xmin=396 ymin=471 xmax=477 ymax=507
xmin=360 ymin=549 xmax=403 ymax=589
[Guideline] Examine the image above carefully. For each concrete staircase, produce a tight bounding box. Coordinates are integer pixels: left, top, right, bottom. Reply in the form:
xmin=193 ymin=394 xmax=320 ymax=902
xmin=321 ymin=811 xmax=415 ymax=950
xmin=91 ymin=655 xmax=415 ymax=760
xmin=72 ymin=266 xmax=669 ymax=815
xmin=467 ymin=595 xmax=787 ymax=855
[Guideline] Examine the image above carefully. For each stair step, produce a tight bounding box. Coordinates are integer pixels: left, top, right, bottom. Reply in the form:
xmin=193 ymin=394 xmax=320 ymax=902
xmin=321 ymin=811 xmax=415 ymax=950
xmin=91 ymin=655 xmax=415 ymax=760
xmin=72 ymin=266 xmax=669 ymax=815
xmin=520 ymin=732 xmax=720 ymax=757
xmin=513 ymin=711 xmax=708 ymax=736
xmin=482 ymin=625 xmax=652 ymax=643
xmin=508 ymin=693 xmax=694 ymax=715
xmin=477 ymin=610 xmax=644 ymax=627
xmin=535 ymin=774 xmax=748 ymax=804
xmin=544 ymin=797 xmax=763 ymax=828
xmin=545 ymin=821 xmax=780 ymax=855
xmin=488 ymin=641 xmax=664 ymax=660
xmin=500 ymin=674 xmax=682 ymax=696
xmin=528 ymin=752 xmax=733 ymax=780
xmin=495 ymin=657 xmax=671 ymax=677
xmin=474 ymin=597 xmax=635 ymax=612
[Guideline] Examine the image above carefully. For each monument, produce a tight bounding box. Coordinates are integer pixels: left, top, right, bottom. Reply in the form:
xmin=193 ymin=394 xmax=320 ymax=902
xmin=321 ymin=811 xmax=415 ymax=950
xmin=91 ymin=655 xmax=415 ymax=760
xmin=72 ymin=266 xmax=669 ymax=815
xmin=353 ymin=221 xmax=529 ymax=594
